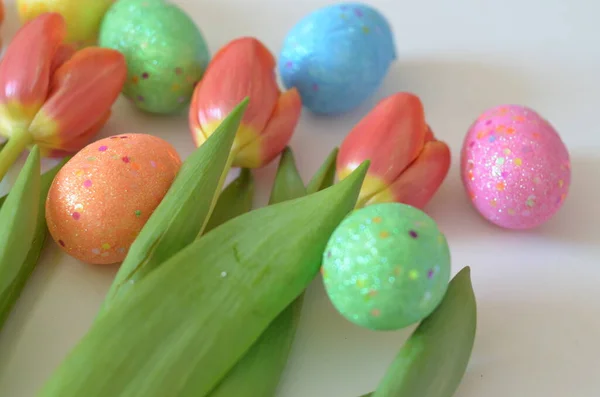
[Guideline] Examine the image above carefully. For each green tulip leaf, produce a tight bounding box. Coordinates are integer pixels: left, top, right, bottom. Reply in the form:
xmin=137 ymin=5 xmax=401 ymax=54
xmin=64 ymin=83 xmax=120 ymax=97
xmin=38 ymin=161 xmax=369 ymax=397
xmin=99 ymin=98 xmax=249 ymax=314
xmin=0 ymin=147 xmax=41 ymax=296
xmin=268 ymin=147 xmax=307 ymax=205
xmin=0 ymin=157 xmax=69 ymax=328
xmin=306 ymin=147 xmax=338 ymax=194
xmin=208 ymin=146 xmax=308 ymax=397
xmin=204 ymin=168 xmax=255 ymax=234
xmin=372 ymin=266 xmax=477 ymax=397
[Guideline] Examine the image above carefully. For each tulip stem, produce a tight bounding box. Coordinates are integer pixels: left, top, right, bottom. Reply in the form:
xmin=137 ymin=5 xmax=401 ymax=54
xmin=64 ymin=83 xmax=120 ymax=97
xmin=0 ymin=132 xmax=32 ymax=183
xmin=196 ymin=151 xmax=236 ymax=238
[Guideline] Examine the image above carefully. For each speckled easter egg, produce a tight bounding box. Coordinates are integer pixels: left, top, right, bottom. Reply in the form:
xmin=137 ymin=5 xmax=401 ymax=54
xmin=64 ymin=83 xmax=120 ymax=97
xmin=461 ymin=105 xmax=571 ymax=230
xmin=17 ymin=0 xmax=114 ymax=48
xmin=99 ymin=0 xmax=209 ymax=115
xmin=322 ymin=203 xmax=451 ymax=331
xmin=278 ymin=3 xmax=396 ymax=115
xmin=46 ymin=134 xmax=182 ymax=265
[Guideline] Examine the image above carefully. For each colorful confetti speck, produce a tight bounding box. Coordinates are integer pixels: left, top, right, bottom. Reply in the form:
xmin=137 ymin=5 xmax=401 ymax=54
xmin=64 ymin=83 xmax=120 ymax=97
xmin=408 ymin=270 xmax=419 ymax=280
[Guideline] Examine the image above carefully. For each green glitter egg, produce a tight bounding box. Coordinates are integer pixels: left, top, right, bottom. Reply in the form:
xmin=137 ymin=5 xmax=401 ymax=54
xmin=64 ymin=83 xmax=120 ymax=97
xmin=99 ymin=0 xmax=210 ymax=115
xmin=322 ymin=203 xmax=451 ymax=331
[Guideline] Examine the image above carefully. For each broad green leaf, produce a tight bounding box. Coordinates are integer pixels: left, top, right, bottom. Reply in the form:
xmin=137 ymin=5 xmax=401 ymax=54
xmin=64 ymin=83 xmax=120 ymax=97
xmin=208 ymin=147 xmax=307 ymax=397
xmin=372 ymin=267 xmax=477 ymax=397
xmin=0 ymin=132 xmax=32 ymax=183
xmin=0 ymin=158 xmax=68 ymax=329
xmin=0 ymin=147 xmax=41 ymax=296
xmin=204 ymin=168 xmax=255 ymax=234
xmin=268 ymin=147 xmax=306 ymax=204
xmin=306 ymin=147 xmax=338 ymax=194
xmin=100 ymin=98 xmax=249 ymax=313
xmin=38 ymin=161 xmax=369 ymax=397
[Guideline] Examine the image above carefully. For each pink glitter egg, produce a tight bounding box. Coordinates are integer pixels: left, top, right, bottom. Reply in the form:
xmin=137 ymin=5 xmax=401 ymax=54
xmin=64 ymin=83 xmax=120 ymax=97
xmin=460 ymin=105 xmax=571 ymax=230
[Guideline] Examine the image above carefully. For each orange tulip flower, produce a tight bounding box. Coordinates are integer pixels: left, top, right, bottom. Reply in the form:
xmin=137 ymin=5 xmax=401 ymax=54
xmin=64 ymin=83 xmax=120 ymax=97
xmin=0 ymin=13 xmax=126 ymax=181
xmin=189 ymin=37 xmax=302 ymax=169
xmin=337 ymin=92 xmax=451 ymax=209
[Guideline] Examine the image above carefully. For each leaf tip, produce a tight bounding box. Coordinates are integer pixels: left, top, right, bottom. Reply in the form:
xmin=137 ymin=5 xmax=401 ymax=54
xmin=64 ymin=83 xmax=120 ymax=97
xmin=458 ymin=266 xmax=471 ymax=278
xmin=237 ymin=96 xmax=251 ymax=112
xmin=335 ymin=159 xmax=369 ymax=205
xmin=280 ymin=146 xmax=295 ymax=161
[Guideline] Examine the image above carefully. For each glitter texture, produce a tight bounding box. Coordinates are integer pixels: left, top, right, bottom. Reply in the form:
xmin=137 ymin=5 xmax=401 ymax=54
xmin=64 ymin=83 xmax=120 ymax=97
xmin=45 ymin=134 xmax=182 ymax=265
xmin=278 ymin=3 xmax=396 ymax=115
xmin=321 ymin=203 xmax=451 ymax=331
xmin=98 ymin=0 xmax=210 ymax=114
xmin=460 ymin=105 xmax=571 ymax=230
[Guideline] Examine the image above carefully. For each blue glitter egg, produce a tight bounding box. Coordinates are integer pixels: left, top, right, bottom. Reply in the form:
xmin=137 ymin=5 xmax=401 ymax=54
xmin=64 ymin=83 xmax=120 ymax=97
xmin=278 ymin=3 xmax=396 ymax=115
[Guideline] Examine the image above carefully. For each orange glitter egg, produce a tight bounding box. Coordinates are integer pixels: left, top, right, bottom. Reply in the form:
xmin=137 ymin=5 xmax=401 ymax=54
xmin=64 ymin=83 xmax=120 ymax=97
xmin=45 ymin=134 xmax=182 ymax=265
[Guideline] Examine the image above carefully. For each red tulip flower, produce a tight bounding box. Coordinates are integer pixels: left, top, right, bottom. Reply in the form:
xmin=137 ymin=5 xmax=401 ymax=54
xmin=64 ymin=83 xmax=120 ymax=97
xmin=0 ymin=13 xmax=127 ymax=181
xmin=189 ymin=37 xmax=302 ymax=169
xmin=337 ymin=92 xmax=451 ymax=209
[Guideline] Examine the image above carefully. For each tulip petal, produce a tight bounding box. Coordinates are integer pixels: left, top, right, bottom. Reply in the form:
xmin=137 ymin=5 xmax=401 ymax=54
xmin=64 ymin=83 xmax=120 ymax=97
xmin=337 ymin=93 xmax=427 ymax=191
xmin=366 ymin=140 xmax=451 ymax=209
xmin=425 ymin=124 xmax=435 ymax=142
xmin=0 ymin=13 xmax=66 ymax=131
xmin=193 ymin=37 xmax=280 ymax=138
xmin=29 ymin=47 xmax=126 ymax=143
xmin=39 ymin=110 xmax=111 ymax=158
xmin=189 ymin=79 xmax=206 ymax=147
xmin=235 ymin=88 xmax=302 ymax=168
xmin=50 ymin=44 xmax=77 ymax=75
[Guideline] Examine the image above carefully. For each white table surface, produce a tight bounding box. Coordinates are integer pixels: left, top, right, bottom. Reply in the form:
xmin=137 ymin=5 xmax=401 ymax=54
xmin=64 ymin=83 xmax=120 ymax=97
xmin=0 ymin=0 xmax=599 ymax=396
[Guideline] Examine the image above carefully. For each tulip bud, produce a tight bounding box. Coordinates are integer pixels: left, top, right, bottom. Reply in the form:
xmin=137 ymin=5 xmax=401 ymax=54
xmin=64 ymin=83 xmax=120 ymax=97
xmin=30 ymin=47 xmax=126 ymax=157
xmin=0 ymin=13 xmax=126 ymax=181
xmin=337 ymin=92 xmax=450 ymax=209
xmin=0 ymin=13 xmax=66 ymax=131
xmin=189 ymin=37 xmax=302 ymax=169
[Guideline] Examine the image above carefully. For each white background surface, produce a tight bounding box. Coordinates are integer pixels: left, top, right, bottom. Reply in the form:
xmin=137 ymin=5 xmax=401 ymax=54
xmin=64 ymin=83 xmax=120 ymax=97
xmin=0 ymin=0 xmax=598 ymax=396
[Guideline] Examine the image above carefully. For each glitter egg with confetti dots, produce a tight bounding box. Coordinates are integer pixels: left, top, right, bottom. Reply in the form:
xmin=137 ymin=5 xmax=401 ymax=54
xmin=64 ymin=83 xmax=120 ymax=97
xmin=461 ymin=105 xmax=571 ymax=230
xmin=45 ymin=134 xmax=182 ymax=265
xmin=99 ymin=0 xmax=210 ymax=115
xmin=278 ymin=3 xmax=396 ymax=115
xmin=321 ymin=203 xmax=451 ymax=331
